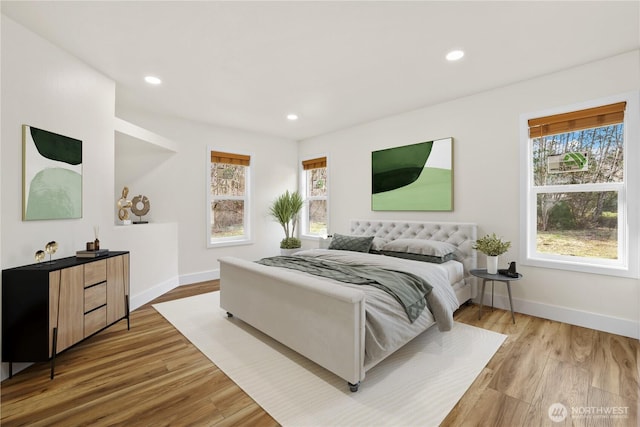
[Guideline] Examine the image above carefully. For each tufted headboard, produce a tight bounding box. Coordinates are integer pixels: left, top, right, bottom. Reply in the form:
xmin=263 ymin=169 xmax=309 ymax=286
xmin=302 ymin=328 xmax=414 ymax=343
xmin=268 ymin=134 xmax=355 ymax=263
xmin=349 ymin=220 xmax=477 ymax=299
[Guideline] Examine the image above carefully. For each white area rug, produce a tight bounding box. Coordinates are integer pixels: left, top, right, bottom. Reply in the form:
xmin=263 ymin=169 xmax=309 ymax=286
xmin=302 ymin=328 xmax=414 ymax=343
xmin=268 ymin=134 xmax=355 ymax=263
xmin=153 ymin=292 xmax=506 ymax=427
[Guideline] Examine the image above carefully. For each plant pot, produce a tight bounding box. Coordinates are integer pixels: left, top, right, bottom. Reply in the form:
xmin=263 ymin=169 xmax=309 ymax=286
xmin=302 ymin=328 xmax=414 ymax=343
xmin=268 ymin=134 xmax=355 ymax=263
xmin=486 ymin=256 xmax=498 ymax=274
xmin=280 ymin=248 xmax=300 ymax=256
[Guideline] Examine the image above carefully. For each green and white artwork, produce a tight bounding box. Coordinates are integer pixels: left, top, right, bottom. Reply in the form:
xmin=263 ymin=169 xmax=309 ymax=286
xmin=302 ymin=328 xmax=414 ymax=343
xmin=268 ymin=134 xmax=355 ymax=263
xmin=372 ymin=137 xmax=453 ymax=211
xmin=23 ymin=125 xmax=82 ymax=220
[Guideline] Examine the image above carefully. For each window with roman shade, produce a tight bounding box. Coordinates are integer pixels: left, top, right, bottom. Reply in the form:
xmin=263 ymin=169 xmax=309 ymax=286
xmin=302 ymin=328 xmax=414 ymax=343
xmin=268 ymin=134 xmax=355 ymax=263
xmin=208 ymin=149 xmax=251 ymax=246
xmin=301 ymin=156 xmax=328 ymax=237
xmin=521 ymin=95 xmax=639 ymax=278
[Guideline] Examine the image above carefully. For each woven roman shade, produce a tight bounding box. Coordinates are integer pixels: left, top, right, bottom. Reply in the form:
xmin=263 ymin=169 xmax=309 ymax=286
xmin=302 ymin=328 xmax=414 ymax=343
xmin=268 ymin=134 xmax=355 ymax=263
xmin=528 ymin=102 xmax=626 ymax=138
xmin=211 ymin=151 xmax=250 ymax=166
xmin=302 ymin=157 xmax=327 ymax=170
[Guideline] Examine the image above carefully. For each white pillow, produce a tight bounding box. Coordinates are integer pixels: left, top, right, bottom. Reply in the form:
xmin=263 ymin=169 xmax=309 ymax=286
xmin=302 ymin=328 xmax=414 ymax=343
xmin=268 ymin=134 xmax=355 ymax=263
xmin=370 ymin=237 xmax=388 ymax=251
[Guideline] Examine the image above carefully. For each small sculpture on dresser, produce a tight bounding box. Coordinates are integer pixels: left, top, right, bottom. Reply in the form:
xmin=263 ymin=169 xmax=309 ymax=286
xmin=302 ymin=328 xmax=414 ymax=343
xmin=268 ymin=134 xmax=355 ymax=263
xmin=131 ymin=194 xmax=150 ymax=224
xmin=44 ymin=241 xmax=58 ymax=263
xmin=34 ymin=250 xmax=45 ymax=263
xmin=117 ymin=186 xmax=133 ymax=225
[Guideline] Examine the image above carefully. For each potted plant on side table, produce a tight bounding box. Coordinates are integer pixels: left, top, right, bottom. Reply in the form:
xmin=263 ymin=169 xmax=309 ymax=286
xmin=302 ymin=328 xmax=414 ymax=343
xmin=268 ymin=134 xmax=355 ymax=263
xmin=473 ymin=233 xmax=511 ymax=274
xmin=269 ymin=190 xmax=304 ymax=255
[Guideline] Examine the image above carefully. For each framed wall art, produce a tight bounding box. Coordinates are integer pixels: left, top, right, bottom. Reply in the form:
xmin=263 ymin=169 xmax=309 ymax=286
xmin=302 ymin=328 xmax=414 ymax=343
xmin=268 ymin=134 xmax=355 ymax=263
xmin=23 ymin=125 xmax=83 ymax=220
xmin=372 ymin=137 xmax=453 ymax=211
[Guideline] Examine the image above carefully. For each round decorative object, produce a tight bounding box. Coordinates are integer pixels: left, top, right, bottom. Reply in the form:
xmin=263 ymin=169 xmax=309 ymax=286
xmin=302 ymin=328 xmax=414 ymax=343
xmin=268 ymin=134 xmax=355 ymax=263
xmin=35 ymin=250 xmax=46 ymax=262
xmin=45 ymin=241 xmax=58 ymax=255
xmin=131 ymin=195 xmax=150 ymax=217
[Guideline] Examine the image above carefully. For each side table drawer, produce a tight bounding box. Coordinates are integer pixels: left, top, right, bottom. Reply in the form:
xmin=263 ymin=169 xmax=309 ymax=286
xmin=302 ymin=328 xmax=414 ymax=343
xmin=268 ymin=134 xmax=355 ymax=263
xmin=84 ymin=306 xmax=107 ymax=337
xmin=84 ymin=260 xmax=107 ymax=287
xmin=85 ymin=283 xmax=107 ymax=313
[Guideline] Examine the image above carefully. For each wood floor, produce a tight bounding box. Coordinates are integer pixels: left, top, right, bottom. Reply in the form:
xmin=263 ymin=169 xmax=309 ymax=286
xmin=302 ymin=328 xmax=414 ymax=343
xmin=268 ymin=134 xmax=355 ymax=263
xmin=2 ymin=281 xmax=638 ymax=427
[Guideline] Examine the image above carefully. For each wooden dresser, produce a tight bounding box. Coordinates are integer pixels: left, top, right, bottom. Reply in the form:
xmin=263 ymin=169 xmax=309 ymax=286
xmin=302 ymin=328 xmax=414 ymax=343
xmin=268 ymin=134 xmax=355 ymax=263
xmin=2 ymin=251 xmax=130 ymax=378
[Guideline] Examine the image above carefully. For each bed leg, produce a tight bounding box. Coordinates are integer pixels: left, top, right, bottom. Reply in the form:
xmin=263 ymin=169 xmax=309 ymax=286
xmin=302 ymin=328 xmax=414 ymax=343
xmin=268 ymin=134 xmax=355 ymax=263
xmin=348 ymin=382 xmax=360 ymax=392
xmin=226 ymin=312 xmax=233 ymax=317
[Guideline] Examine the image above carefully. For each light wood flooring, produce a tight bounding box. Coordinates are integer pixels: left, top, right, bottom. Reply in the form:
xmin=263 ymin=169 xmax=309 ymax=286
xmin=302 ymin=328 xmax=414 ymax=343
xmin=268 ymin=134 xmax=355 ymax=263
xmin=2 ymin=281 xmax=638 ymax=426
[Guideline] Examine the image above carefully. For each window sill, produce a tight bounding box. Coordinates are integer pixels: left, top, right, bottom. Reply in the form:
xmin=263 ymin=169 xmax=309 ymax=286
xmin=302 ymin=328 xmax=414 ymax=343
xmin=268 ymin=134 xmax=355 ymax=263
xmin=301 ymin=234 xmax=323 ymax=241
xmin=208 ymin=239 xmax=253 ymax=249
xmin=524 ymin=256 xmax=637 ymax=279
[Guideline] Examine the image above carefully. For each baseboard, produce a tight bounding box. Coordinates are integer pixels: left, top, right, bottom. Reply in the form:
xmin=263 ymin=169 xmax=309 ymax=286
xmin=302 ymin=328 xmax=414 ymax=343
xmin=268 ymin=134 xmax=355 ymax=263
xmin=476 ymin=292 xmax=640 ymax=339
xmin=130 ymin=276 xmax=180 ymax=311
xmin=179 ymin=269 xmax=220 ymax=286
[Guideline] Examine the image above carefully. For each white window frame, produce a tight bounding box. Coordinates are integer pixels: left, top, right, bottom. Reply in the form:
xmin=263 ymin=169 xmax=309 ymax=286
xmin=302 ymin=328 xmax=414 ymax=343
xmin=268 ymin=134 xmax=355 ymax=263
xmin=300 ymin=154 xmax=329 ymax=239
xmin=519 ymin=92 xmax=639 ymax=278
xmin=206 ymin=147 xmax=252 ymax=248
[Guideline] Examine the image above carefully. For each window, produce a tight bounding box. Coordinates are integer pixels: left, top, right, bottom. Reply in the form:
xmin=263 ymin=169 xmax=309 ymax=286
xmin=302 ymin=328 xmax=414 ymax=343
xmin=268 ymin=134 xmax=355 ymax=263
xmin=207 ymin=149 xmax=251 ymax=247
xmin=521 ymin=95 xmax=639 ymax=277
xmin=301 ymin=156 xmax=328 ymax=237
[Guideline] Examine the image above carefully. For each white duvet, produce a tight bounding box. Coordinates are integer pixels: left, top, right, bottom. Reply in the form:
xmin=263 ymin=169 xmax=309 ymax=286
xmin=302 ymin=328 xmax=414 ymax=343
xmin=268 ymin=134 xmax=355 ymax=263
xmin=291 ymin=249 xmax=461 ymax=370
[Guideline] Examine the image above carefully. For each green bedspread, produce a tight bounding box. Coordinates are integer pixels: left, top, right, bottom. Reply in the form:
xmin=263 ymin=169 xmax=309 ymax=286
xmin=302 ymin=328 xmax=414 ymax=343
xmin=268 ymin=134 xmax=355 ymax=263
xmin=256 ymin=255 xmax=432 ymax=323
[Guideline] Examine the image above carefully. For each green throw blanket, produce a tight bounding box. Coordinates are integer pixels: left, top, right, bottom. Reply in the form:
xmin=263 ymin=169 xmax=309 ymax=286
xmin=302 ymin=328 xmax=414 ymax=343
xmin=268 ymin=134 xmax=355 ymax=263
xmin=256 ymin=255 xmax=432 ymax=323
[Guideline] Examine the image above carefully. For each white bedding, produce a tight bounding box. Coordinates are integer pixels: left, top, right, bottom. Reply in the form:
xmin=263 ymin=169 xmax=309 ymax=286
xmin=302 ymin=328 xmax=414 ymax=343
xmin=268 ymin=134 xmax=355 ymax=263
xmin=289 ymin=249 xmax=461 ymax=369
xmin=439 ymin=259 xmax=464 ymax=285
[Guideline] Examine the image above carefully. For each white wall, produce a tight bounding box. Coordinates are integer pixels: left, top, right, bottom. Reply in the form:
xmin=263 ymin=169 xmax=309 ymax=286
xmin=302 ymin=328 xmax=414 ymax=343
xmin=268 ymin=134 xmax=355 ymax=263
xmin=114 ymin=107 xmax=299 ymax=283
xmin=1 ymin=14 xmax=182 ymax=301
xmin=114 ymin=117 xmax=179 ymax=225
xmin=1 ymin=16 xmax=116 ymax=265
xmin=299 ymin=50 xmax=640 ymax=338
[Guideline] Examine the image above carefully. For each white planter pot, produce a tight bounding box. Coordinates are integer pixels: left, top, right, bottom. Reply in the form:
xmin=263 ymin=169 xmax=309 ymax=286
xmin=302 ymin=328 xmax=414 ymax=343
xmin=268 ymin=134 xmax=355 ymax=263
xmin=486 ymin=256 xmax=499 ymax=274
xmin=280 ymin=248 xmax=300 ymax=256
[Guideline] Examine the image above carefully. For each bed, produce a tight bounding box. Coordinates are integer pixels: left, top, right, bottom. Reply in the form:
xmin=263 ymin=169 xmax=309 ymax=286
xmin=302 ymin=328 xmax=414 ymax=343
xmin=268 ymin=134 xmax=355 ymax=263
xmin=219 ymin=220 xmax=477 ymax=391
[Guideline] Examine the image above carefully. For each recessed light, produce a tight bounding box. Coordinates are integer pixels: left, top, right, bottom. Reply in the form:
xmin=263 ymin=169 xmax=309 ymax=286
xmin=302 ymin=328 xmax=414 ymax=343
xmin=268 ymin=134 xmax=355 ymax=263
xmin=144 ymin=75 xmax=162 ymax=85
xmin=286 ymin=113 xmax=299 ymax=121
xmin=446 ymin=50 xmax=464 ymax=61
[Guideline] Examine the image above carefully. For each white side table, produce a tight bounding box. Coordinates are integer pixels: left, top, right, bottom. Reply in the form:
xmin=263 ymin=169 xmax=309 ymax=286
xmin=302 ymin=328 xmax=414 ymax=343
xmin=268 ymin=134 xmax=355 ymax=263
xmin=471 ymin=269 xmax=522 ymax=324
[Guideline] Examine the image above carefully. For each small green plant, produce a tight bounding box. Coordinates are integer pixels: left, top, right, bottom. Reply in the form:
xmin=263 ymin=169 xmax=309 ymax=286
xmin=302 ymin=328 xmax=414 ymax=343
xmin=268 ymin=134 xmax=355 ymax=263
xmin=280 ymin=237 xmax=302 ymax=249
xmin=473 ymin=233 xmax=511 ymax=256
xmin=268 ymin=190 xmax=304 ymax=249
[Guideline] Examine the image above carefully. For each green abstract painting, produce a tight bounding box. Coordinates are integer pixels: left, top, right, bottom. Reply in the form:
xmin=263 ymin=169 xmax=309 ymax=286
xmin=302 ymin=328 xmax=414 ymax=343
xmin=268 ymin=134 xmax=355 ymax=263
xmin=23 ymin=125 xmax=82 ymax=220
xmin=372 ymin=138 xmax=453 ymax=211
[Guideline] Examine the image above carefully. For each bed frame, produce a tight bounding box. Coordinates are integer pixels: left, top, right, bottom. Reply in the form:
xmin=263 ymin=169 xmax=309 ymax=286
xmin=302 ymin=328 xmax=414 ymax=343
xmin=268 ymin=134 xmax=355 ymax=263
xmin=219 ymin=220 xmax=477 ymax=392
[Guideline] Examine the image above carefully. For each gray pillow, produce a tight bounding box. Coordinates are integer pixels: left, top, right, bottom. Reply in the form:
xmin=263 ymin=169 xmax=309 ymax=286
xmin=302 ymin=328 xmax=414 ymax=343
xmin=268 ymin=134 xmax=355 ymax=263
xmin=381 ymin=239 xmax=458 ymax=263
xmin=328 ymin=233 xmax=375 ymax=253
xmin=380 ymin=250 xmax=455 ymax=264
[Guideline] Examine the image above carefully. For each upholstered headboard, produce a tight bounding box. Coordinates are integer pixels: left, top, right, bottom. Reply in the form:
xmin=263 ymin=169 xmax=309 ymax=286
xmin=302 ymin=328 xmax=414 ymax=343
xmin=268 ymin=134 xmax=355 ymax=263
xmin=349 ymin=219 xmax=477 ymax=283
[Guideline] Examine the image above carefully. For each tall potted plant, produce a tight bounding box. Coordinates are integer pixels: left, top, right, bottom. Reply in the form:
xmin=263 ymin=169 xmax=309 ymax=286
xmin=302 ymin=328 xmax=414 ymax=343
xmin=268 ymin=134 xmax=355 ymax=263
xmin=473 ymin=233 xmax=511 ymax=274
xmin=269 ymin=190 xmax=304 ymax=254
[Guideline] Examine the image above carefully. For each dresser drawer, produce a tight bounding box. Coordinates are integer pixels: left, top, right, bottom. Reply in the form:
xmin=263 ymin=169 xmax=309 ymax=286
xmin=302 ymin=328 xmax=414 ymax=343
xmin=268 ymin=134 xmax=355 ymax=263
xmin=84 ymin=306 xmax=107 ymax=337
xmin=84 ymin=283 xmax=107 ymax=313
xmin=84 ymin=260 xmax=107 ymax=287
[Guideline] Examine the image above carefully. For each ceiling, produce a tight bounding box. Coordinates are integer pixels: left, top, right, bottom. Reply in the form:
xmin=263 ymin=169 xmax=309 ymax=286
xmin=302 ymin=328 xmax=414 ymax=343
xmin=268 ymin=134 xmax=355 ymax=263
xmin=2 ymin=1 xmax=639 ymax=140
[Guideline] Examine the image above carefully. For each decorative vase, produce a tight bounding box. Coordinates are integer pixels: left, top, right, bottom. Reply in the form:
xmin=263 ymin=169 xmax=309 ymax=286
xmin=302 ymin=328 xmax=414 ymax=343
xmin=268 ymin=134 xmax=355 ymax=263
xmin=486 ymin=256 xmax=498 ymax=274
